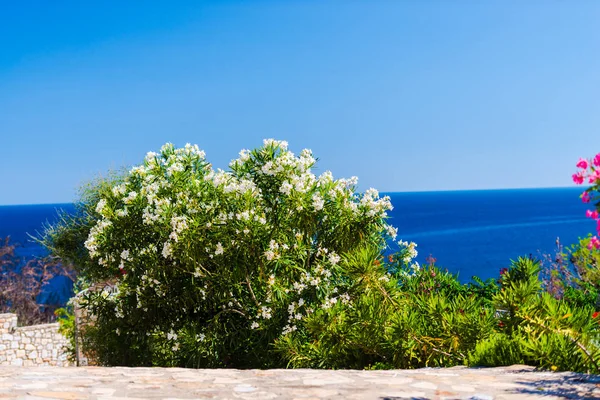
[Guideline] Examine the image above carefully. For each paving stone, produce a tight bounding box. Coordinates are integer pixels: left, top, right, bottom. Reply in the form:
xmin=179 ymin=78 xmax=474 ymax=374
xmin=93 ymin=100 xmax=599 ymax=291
xmin=411 ymin=380 xmax=438 ymax=390
xmin=469 ymin=395 xmax=494 ymax=400
xmin=0 ymin=365 xmax=599 ymax=399
xmin=27 ymin=391 xmax=88 ymax=399
xmin=452 ymin=384 xmax=476 ymax=392
xmin=301 ymin=376 xmax=354 ymax=386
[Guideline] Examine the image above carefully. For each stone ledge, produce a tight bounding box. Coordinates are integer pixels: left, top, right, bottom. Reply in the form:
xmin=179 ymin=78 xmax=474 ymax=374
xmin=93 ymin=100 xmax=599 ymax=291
xmin=0 ymin=365 xmax=599 ymax=399
xmin=15 ymin=322 xmax=60 ymax=331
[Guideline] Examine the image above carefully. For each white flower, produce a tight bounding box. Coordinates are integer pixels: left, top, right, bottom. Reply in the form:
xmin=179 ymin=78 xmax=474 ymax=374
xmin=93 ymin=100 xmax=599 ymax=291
xmin=251 ymin=321 xmax=259 ymax=329
xmin=166 ymin=162 xmax=184 ymax=175
xmin=120 ymin=249 xmax=131 ymax=261
xmin=385 ymin=224 xmax=398 ymax=240
xmin=167 ymin=330 xmax=178 ymax=341
xmin=259 ymin=306 xmax=272 ymax=319
xmin=264 ymin=250 xmax=276 ymax=261
xmin=263 ymin=138 xmax=288 ymax=150
xmin=316 ymin=247 xmax=329 ymax=257
xmin=318 ymin=171 xmax=334 ymax=185
xmin=215 ymin=242 xmax=224 ymax=256
xmin=260 ymin=161 xmax=274 ymax=176
xmin=365 ymin=188 xmax=379 ymax=198
xmin=401 ymin=241 xmax=418 ymax=262
xmin=239 ymin=149 xmax=251 ymax=162
xmin=299 ymin=149 xmax=315 ymax=169
xmin=112 ymin=184 xmax=127 ymax=196
xmin=293 ymin=282 xmax=306 ymax=293
xmin=280 ymin=181 xmax=293 ymax=195
xmin=171 ymin=216 xmax=189 ymax=233
xmin=123 ymin=191 xmax=138 ymax=204
xmin=145 ymin=151 xmax=158 ymax=162
xmin=95 ymin=199 xmax=107 ymax=214
xmin=282 ymin=324 xmax=297 ymax=335
xmin=212 ymin=170 xmax=230 ymax=187
xmin=142 ymin=207 xmax=160 ymax=225
xmin=328 ymin=252 xmax=340 ymax=265
xmin=236 ymin=210 xmax=251 ymax=220
xmin=339 ymin=176 xmax=358 ymax=189
xmin=162 ymin=242 xmax=173 ymax=258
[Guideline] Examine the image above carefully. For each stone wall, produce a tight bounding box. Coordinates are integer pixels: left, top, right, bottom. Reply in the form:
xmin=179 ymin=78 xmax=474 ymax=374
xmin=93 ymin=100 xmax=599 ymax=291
xmin=0 ymin=313 xmax=70 ymax=366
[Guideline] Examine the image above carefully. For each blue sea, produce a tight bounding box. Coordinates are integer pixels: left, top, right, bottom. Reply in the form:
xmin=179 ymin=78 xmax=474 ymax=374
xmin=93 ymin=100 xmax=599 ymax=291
xmin=386 ymin=187 xmax=592 ymax=280
xmin=0 ymin=188 xmax=594 ymax=298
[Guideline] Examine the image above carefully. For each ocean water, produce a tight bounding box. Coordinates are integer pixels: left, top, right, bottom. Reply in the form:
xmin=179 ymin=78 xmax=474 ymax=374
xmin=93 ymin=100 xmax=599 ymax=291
xmin=0 ymin=188 xmax=594 ymax=289
xmin=0 ymin=203 xmax=76 ymax=259
xmin=0 ymin=203 xmax=76 ymax=304
xmin=386 ymin=187 xmax=592 ymax=280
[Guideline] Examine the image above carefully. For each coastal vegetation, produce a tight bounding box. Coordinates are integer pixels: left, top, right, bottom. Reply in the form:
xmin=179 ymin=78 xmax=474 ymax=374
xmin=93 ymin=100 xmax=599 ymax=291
xmin=41 ymin=141 xmax=600 ymax=373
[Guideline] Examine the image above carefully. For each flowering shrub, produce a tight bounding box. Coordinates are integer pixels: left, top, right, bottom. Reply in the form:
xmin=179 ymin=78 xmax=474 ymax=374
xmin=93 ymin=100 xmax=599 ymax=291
xmin=49 ymin=139 xmax=412 ymax=367
xmin=554 ymin=153 xmax=600 ymax=310
xmin=573 ymin=153 xmax=600 ymax=250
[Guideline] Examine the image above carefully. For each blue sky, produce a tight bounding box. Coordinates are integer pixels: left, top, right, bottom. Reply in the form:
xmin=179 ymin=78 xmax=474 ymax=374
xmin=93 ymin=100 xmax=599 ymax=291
xmin=2 ymin=1 xmax=600 ymax=205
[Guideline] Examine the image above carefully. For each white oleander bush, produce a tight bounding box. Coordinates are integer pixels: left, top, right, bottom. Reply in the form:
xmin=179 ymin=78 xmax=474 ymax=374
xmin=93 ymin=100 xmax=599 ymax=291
xmin=57 ymin=139 xmax=411 ymax=367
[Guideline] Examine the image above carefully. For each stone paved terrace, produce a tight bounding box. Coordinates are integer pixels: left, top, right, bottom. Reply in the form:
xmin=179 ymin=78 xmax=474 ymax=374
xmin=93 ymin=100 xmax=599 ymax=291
xmin=1 ymin=365 xmax=600 ymax=400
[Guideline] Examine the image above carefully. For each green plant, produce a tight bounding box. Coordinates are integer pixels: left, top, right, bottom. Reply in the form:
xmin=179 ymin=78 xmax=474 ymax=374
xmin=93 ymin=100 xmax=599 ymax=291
xmin=470 ymin=257 xmax=600 ymax=373
xmin=276 ymin=248 xmax=496 ymax=369
xmin=54 ymin=307 xmax=76 ymax=363
xmin=44 ymin=140 xmax=400 ymax=367
xmin=39 ymin=171 xmax=126 ymax=283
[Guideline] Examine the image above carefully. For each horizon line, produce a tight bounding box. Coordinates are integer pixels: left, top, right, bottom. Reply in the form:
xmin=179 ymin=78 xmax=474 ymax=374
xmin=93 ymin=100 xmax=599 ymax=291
xmin=0 ymin=185 xmax=584 ymax=207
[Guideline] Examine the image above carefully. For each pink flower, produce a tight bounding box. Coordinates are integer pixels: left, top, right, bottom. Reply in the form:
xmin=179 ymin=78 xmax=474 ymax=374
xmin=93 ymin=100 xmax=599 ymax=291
xmin=594 ymin=153 xmax=600 ymax=167
xmin=577 ymin=158 xmax=589 ymax=169
xmin=588 ymin=236 xmax=600 ymax=250
xmin=589 ymin=169 xmax=600 ymax=184
xmin=573 ymin=171 xmax=585 ymax=184
xmin=581 ymin=192 xmax=591 ymax=203
xmin=586 ymin=210 xmax=599 ymax=219
xmin=582 ymin=191 xmax=591 ymax=203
